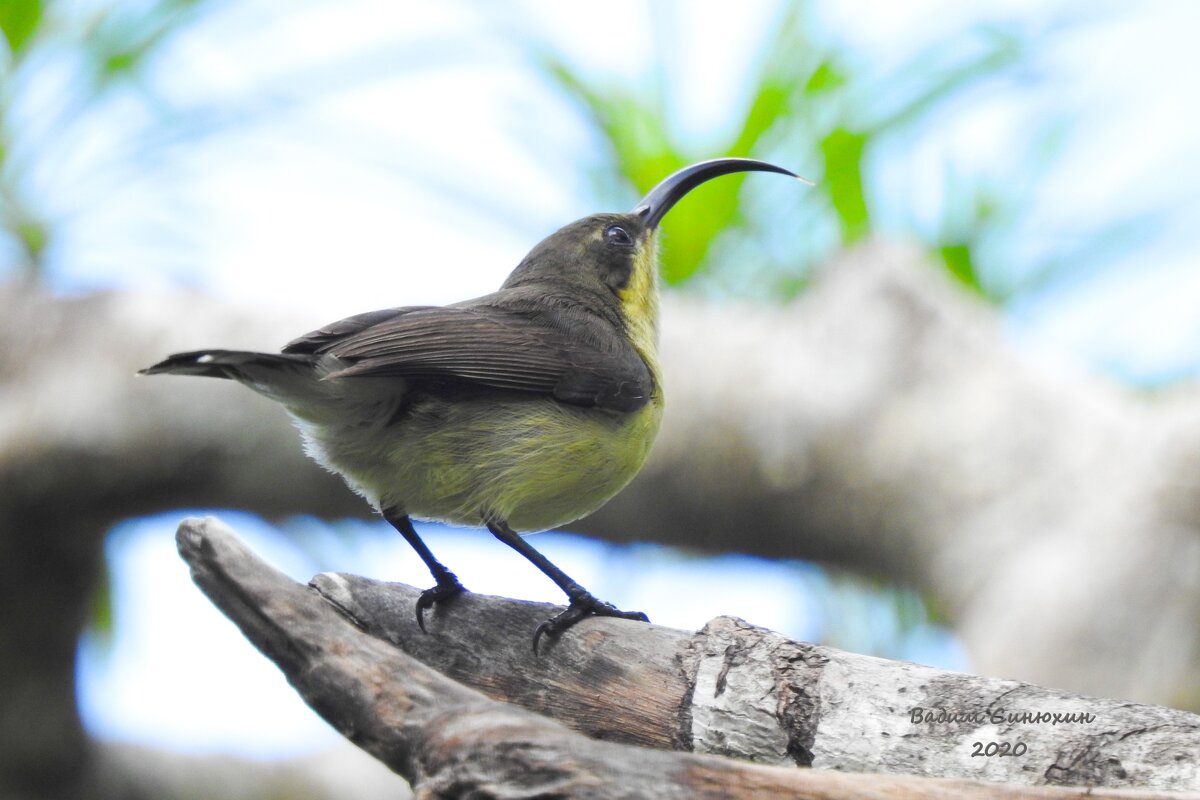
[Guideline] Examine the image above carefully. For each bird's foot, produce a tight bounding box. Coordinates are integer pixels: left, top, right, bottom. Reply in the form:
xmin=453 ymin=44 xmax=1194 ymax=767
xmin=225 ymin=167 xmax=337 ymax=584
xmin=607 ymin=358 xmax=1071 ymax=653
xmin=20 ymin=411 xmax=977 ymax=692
xmin=415 ymin=573 xmax=466 ymax=632
xmin=532 ymin=593 xmax=649 ymax=654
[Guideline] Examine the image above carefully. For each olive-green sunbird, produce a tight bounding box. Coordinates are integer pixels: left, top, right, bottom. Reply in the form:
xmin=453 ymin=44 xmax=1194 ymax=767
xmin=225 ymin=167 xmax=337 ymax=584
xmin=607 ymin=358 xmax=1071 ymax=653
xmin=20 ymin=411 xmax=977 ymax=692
xmin=143 ymin=158 xmax=798 ymax=650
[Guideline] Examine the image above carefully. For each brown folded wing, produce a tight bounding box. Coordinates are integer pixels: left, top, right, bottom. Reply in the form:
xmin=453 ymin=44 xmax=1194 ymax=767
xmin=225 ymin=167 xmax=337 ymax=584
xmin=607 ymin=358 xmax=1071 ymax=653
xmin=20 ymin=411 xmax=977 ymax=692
xmin=283 ymin=304 xmax=651 ymax=413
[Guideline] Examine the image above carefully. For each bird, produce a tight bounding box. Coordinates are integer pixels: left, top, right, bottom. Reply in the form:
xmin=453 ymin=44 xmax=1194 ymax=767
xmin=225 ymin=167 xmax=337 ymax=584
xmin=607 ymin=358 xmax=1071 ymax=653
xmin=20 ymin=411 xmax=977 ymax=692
xmin=142 ymin=157 xmax=799 ymax=651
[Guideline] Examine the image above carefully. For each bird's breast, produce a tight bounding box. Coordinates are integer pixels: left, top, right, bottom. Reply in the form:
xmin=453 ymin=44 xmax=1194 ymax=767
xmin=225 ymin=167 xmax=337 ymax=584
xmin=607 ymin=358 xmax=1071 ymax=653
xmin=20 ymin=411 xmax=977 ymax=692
xmin=312 ymin=388 xmax=663 ymax=532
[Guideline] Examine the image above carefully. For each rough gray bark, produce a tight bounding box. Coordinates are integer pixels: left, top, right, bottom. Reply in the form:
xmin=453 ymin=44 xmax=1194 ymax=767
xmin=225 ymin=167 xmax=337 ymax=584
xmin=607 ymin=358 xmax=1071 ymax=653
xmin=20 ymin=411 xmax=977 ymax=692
xmin=312 ymin=549 xmax=1200 ymax=791
xmin=179 ymin=515 xmax=1200 ymax=799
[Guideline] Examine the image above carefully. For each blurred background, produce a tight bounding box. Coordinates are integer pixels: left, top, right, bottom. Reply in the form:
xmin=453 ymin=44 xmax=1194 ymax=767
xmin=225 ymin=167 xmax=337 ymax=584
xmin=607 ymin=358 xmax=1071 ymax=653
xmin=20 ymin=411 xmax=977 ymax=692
xmin=4 ymin=0 xmax=1200 ymax=797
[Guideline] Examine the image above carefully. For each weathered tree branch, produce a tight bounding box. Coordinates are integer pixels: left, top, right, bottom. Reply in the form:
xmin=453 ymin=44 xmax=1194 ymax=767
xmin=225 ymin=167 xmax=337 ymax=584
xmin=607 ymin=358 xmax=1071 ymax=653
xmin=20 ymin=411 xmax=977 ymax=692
xmin=178 ymin=516 xmax=1200 ymax=797
xmin=311 ymin=570 xmax=1200 ymax=789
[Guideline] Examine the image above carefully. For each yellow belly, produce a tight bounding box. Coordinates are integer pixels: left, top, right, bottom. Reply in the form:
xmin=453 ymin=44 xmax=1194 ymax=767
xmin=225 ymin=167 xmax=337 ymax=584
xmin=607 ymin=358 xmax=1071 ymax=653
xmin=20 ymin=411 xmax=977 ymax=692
xmin=303 ymin=390 xmax=663 ymax=532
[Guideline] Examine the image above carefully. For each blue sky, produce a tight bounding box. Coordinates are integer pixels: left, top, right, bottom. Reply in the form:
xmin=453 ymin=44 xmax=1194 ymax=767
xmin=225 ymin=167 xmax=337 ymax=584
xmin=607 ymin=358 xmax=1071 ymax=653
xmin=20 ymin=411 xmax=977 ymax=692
xmin=58 ymin=0 xmax=1200 ymax=759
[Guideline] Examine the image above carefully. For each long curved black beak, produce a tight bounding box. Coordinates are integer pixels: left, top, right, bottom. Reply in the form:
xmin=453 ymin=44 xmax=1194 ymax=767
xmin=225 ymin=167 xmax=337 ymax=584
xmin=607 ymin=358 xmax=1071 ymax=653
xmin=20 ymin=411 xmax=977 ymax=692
xmin=632 ymin=157 xmax=800 ymax=229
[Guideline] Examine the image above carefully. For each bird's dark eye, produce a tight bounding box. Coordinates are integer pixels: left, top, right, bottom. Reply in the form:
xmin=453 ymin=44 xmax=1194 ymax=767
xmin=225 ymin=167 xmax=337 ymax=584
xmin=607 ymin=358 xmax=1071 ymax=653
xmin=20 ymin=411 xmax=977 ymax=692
xmin=604 ymin=225 xmax=633 ymax=247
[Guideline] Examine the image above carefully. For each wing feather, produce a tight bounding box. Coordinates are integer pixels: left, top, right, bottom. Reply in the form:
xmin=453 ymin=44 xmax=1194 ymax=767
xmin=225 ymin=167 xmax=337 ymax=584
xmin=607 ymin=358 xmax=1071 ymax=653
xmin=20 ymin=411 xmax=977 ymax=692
xmin=283 ymin=302 xmax=651 ymax=412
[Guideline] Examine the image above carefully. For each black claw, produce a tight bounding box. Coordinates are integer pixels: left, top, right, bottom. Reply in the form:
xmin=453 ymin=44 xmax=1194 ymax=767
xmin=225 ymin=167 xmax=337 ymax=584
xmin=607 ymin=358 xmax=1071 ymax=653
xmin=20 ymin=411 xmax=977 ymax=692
xmin=531 ymin=594 xmax=649 ymax=655
xmin=414 ymin=575 xmax=465 ymax=633
xmin=531 ymin=620 xmax=553 ymax=656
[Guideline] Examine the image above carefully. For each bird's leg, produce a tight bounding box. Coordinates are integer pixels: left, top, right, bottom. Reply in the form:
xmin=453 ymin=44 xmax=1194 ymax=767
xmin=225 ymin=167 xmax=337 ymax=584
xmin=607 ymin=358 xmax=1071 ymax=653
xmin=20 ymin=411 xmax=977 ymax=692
xmin=485 ymin=516 xmax=649 ymax=653
xmin=383 ymin=509 xmax=465 ymax=632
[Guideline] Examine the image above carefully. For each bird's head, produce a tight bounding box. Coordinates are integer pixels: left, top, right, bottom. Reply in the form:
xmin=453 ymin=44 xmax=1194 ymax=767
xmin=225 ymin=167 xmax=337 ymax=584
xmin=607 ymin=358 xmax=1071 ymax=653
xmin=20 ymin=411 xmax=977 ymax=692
xmin=502 ymin=158 xmax=799 ymax=349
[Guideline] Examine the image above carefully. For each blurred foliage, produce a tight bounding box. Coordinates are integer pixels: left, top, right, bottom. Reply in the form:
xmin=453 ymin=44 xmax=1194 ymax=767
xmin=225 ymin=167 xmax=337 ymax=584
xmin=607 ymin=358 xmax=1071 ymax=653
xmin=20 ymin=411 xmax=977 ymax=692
xmin=528 ymin=3 xmax=1062 ymax=303
xmin=0 ymin=0 xmax=42 ymax=56
xmin=0 ymin=0 xmax=213 ymax=279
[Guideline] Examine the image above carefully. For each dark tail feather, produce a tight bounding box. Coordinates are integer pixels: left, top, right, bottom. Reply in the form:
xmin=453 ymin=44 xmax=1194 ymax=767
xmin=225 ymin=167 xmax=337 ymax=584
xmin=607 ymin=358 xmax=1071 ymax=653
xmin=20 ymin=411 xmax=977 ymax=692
xmin=139 ymin=349 xmax=313 ymax=380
